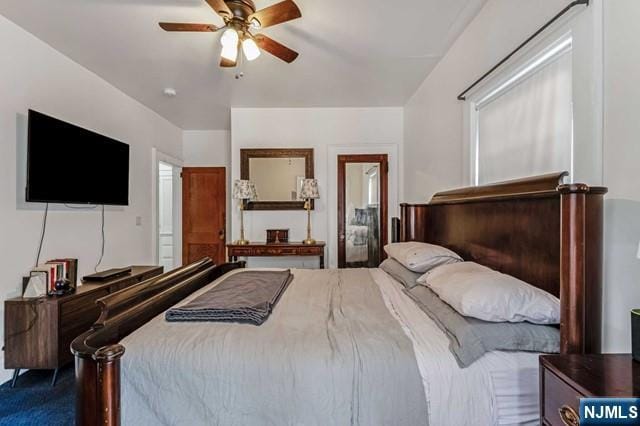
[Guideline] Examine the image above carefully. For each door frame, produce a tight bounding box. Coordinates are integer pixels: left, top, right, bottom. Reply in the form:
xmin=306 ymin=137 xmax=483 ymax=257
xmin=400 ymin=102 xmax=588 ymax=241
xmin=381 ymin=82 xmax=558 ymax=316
xmin=151 ymin=148 xmax=183 ymax=269
xmin=337 ymin=154 xmax=388 ymax=268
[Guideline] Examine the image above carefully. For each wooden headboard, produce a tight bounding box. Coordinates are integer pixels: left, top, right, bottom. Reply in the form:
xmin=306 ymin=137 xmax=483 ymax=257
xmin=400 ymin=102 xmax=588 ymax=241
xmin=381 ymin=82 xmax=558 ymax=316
xmin=399 ymin=172 xmax=607 ymax=354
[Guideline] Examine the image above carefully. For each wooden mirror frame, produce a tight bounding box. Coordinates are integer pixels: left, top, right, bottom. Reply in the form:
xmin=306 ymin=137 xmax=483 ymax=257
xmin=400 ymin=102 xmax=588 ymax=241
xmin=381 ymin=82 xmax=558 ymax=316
xmin=240 ymin=148 xmax=315 ymax=211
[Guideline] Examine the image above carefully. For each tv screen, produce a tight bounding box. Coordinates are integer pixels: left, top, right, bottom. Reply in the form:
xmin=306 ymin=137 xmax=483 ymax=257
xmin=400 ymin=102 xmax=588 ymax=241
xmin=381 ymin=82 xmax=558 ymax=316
xmin=26 ymin=110 xmax=130 ymax=205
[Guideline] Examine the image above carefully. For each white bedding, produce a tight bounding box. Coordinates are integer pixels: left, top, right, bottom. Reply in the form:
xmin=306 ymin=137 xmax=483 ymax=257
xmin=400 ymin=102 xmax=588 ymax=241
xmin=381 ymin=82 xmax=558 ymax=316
xmin=121 ymin=268 xmax=541 ymax=426
xmin=372 ymin=269 xmax=540 ymax=426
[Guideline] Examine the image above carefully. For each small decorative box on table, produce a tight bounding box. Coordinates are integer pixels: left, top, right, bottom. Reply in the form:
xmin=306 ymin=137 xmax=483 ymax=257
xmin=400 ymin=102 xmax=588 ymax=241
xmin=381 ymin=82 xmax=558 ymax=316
xmin=266 ymin=229 xmax=289 ymax=244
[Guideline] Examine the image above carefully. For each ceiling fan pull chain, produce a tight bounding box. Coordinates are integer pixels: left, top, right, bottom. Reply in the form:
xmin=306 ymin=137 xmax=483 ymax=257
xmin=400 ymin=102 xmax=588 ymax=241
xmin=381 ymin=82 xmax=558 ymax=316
xmin=235 ymin=50 xmax=245 ymax=79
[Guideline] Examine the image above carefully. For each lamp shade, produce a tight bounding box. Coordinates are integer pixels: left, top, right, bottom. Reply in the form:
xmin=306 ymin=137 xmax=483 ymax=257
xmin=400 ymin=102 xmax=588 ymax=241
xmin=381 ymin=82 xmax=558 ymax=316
xmin=249 ymin=182 xmax=258 ymax=201
xmin=300 ymin=179 xmax=320 ymax=199
xmin=233 ymin=179 xmax=254 ymax=200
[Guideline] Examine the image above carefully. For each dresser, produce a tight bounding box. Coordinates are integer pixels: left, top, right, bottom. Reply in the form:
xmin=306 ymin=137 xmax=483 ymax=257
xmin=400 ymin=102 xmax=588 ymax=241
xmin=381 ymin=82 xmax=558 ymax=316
xmin=4 ymin=265 xmax=163 ymax=387
xmin=540 ymin=354 xmax=640 ymax=425
xmin=227 ymin=242 xmax=326 ymax=269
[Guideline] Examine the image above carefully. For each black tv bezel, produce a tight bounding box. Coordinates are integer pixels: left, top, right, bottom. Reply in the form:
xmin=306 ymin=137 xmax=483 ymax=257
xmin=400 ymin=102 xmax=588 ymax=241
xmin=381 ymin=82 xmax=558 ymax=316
xmin=26 ymin=109 xmax=130 ymax=206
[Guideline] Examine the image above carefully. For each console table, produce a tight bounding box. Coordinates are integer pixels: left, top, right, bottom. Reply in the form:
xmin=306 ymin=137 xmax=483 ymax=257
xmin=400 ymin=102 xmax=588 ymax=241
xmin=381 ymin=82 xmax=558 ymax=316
xmin=4 ymin=265 xmax=163 ymax=387
xmin=227 ymin=242 xmax=326 ymax=269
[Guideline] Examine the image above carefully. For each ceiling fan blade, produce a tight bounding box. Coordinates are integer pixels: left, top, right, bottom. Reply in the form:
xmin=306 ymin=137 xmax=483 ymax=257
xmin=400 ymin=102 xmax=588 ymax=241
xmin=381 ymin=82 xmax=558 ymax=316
xmin=159 ymin=22 xmax=219 ymax=32
xmin=254 ymin=34 xmax=299 ymax=63
xmin=249 ymin=0 xmax=301 ymax=29
xmin=205 ymin=0 xmax=233 ymax=19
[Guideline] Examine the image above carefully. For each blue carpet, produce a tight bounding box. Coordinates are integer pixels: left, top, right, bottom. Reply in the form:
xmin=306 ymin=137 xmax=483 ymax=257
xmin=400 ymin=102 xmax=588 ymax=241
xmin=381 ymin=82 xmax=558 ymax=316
xmin=0 ymin=366 xmax=74 ymax=426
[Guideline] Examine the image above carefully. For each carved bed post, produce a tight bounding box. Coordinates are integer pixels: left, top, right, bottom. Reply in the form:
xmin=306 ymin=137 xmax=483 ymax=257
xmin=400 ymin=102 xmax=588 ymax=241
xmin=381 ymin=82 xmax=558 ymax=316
xmin=95 ymin=345 xmax=125 ymax=426
xmin=76 ymin=344 xmax=125 ymax=425
xmin=558 ymin=184 xmax=607 ymax=354
xmin=399 ymin=204 xmax=429 ymax=242
xmin=76 ymin=355 xmax=98 ymax=425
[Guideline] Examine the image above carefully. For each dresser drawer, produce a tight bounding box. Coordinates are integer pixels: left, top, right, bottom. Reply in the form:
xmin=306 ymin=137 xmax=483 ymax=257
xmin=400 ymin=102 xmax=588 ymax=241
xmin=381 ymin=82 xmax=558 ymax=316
xmin=297 ymin=247 xmax=323 ymax=255
xmin=264 ymin=247 xmax=297 ymax=255
xmin=542 ymin=368 xmax=584 ymax=426
xmin=230 ymin=247 xmax=255 ymax=256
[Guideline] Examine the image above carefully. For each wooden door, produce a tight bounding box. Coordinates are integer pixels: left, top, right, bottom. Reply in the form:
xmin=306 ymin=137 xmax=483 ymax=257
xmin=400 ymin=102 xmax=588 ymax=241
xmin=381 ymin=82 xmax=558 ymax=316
xmin=182 ymin=167 xmax=226 ymax=265
xmin=337 ymin=154 xmax=388 ymax=268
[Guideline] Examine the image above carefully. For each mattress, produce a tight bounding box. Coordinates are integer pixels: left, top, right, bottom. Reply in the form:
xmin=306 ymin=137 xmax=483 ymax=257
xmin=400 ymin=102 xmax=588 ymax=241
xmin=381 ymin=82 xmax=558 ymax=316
xmin=120 ymin=268 xmax=541 ymax=426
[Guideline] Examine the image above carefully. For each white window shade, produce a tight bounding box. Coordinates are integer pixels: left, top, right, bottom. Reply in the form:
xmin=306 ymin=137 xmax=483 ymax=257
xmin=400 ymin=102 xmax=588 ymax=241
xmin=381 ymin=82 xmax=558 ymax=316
xmin=476 ymin=50 xmax=573 ymax=185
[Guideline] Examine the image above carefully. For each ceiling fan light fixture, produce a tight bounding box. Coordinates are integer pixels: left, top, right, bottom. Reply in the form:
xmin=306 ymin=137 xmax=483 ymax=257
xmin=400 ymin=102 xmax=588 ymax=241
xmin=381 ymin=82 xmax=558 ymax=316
xmin=221 ymin=42 xmax=239 ymax=62
xmin=158 ymin=0 xmax=301 ymax=67
xmin=220 ymin=28 xmax=239 ymax=47
xmin=242 ymin=38 xmax=261 ymax=61
xmin=250 ymin=18 xmax=261 ymax=29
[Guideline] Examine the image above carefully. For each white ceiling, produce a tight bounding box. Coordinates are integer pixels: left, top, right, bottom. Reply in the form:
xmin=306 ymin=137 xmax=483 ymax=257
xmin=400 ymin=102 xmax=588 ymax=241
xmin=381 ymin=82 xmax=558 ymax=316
xmin=0 ymin=0 xmax=486 ymax=130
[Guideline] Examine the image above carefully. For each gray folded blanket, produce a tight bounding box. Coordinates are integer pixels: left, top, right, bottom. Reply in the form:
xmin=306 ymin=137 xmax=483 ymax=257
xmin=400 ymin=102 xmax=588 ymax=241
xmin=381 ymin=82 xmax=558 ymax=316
xmin=165 ymin=270 xmax=293 ymax=325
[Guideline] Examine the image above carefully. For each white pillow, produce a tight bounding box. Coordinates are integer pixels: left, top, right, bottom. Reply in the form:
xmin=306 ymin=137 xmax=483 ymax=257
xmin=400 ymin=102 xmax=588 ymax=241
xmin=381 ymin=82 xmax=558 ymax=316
xmin=417 ymin=262 xmax=560 ymax=324
xmin=384 ymin=242 xmax=462 ymax=273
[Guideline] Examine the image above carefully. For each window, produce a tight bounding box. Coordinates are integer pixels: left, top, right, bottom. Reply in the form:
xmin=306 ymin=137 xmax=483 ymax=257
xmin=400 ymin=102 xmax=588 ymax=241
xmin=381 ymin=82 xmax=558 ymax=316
xmin=470 ymin=34 xmax=573 ymax=185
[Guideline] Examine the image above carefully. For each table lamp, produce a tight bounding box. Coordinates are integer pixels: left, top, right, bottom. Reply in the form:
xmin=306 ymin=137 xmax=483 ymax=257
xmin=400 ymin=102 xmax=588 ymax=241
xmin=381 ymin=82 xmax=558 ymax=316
xmin=300 ymin=179 xmax=319 ymax=245
xmin=233 ymin=179 xmax=257 ymax=245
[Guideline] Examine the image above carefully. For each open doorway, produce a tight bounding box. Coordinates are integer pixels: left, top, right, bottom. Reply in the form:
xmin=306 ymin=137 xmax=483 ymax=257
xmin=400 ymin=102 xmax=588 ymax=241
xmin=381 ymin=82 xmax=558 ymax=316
xmin=337 ymin=154 xmax=388 ymax=268
xmin=158 ymin=162 xmax=177 ymax=271
xmin=153 ymin=150 xmax=183 ymax=272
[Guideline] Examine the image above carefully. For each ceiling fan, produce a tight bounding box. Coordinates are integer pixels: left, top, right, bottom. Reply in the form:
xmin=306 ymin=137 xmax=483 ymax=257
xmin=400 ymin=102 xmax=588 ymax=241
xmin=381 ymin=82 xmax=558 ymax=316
xmin=159 ymin=0 xmax=301 ymax=68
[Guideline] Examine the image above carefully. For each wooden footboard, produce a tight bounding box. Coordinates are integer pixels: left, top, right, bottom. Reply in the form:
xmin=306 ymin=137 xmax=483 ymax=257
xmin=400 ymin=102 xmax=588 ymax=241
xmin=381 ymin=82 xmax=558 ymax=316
xmin=71 ymin=259 xmax=245 ymax=426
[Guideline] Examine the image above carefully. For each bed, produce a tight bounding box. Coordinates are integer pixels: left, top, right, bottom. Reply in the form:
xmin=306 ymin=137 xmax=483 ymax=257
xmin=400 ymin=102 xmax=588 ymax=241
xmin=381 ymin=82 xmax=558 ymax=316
xmin=72 ymin=172 xmax=607 ymax=426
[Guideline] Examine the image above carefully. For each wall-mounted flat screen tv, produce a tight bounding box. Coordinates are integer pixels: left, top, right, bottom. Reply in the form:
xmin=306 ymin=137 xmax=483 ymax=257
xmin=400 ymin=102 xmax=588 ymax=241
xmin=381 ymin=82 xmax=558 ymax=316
xmin=26 ymin=110 xmax=130 ymax=206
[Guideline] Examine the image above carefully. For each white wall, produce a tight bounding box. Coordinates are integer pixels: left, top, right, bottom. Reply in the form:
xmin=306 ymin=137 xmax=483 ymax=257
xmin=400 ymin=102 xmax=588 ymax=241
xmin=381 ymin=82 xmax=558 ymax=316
xmin=0 ymin=15 xmax=183 ymax=383
xmin=601 ymin=0 xmax=640 ymax=352
xmin=231 ymin=108 xmax=403 ymax=269
xmin=183 ymin=130 xmax=230 ymax=168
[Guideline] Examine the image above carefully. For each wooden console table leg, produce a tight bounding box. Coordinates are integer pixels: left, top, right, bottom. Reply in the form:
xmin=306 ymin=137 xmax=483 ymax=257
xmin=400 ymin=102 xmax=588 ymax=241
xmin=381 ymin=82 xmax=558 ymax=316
xmin=10 ymin=369 xmax=20 ymax=388
xmin=320 ymin=254 xmax=325 ymax=269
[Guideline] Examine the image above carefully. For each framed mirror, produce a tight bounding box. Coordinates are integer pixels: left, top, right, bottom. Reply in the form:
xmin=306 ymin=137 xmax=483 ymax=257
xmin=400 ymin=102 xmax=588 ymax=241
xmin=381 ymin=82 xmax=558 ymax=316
xmin=241 ymin=148 xmax=314 ymax=210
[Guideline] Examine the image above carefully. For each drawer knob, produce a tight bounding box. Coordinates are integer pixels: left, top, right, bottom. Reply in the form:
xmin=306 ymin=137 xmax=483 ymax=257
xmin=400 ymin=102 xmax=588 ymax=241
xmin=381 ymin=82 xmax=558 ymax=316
xmin=559 ymin=405 xmax=579 ymax=426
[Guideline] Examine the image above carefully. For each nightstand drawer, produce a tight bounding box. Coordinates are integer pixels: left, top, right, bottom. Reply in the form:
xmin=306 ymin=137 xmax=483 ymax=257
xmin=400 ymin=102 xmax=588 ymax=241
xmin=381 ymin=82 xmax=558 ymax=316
xmin=542 ymin=368 xmax=583 ymax=426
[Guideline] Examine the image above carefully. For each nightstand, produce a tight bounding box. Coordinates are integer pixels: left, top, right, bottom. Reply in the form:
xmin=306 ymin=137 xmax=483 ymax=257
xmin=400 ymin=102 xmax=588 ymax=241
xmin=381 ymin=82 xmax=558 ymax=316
xmin=539 ymin=354 xmax=640 ymax=425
